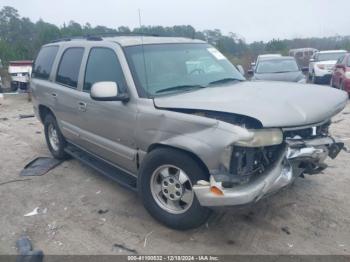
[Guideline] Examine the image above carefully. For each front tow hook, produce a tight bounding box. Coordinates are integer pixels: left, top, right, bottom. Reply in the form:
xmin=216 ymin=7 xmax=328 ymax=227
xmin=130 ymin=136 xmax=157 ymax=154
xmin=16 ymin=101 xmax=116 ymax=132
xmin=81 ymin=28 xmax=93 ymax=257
xmin=328 ymin=142 xmax=344 ymax=159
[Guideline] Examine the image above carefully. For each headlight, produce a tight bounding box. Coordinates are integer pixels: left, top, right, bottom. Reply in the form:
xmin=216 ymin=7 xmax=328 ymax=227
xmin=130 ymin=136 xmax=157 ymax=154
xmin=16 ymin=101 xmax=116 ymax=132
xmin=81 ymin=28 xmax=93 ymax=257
xmin=219 ymin=146 xmax=233 ymax=171
xmin=235 ymin=129 xmax=283 ymax=147
xmin=345 ymin=72 xmax=350 ymax=79
xmin=297 ymin=78 xmax=306 ymax=84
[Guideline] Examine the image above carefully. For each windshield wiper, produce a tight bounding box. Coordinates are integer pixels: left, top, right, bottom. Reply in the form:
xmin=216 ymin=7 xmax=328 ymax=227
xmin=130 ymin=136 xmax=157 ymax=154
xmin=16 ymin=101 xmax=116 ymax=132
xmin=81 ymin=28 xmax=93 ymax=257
xmin=208 ymin=77 xmax=240 ymax=85
xmin=272 ymin=71 xmax=292 ymax=73
xmin=156 ymin=84 xmax=205 ymax=94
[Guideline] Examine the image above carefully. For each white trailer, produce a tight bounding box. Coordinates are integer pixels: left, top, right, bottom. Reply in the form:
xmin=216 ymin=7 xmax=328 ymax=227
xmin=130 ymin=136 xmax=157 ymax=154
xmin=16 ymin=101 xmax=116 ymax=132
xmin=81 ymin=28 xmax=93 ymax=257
xmin=8 ymin=60 xmax=33 ymax=92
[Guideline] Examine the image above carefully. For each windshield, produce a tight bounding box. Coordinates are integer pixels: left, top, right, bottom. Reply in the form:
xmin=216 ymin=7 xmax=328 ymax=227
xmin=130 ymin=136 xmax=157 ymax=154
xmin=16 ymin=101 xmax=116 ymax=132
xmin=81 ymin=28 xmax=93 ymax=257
xmin=124 ymin=43 xmax=245 ymax=97
xmin=256 ymin=59 xmax=299 ymax=74
xmin=318 ymin=52 xmax=346 ymax=61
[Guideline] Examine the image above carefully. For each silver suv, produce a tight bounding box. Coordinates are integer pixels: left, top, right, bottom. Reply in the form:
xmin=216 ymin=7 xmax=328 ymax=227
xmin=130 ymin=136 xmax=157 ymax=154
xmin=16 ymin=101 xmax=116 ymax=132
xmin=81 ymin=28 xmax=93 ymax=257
xmin=31 ymin=36 xmax=348 ymax=230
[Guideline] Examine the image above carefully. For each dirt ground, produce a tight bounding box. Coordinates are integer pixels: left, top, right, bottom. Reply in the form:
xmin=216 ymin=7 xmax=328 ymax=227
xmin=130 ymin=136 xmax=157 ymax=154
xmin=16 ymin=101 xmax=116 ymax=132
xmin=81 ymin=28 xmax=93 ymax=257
xmin=0 ymin=93 xmax=349 ymax=255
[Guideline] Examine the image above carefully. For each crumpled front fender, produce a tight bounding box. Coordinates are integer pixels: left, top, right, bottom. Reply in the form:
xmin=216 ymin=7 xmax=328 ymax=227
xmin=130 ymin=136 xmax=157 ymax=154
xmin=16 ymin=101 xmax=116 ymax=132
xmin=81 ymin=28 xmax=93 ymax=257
xmin=135 ymin=103 xmax=253 ymax=171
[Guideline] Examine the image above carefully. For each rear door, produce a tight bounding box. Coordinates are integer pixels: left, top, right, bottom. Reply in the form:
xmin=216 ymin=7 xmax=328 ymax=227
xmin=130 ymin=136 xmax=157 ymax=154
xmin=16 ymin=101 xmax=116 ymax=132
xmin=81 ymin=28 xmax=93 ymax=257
xmin=72 ymin=45 xmax=138 ymax=173
xmin=31 ymin=45 xmax=60 ymax=118
xmin=50 ymin=47 xmax=85 ymax=144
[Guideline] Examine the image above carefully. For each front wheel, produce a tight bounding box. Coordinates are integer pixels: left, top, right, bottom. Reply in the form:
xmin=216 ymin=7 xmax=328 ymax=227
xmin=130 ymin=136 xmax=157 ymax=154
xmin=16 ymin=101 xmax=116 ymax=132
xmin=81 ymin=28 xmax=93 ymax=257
xmin=10 ymin=82 xmax=18 ymax=92
xmin=312 ymin=73 xmax=319 ymax=84
xmin=138 ymin=148 xmax=212 ymax=230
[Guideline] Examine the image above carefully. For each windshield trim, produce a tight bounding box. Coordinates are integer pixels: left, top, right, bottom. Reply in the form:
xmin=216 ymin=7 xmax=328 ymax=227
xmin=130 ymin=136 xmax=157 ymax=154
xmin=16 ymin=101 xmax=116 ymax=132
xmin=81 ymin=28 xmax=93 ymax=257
xmin=317 ymin=52 xmax=347 ymax=61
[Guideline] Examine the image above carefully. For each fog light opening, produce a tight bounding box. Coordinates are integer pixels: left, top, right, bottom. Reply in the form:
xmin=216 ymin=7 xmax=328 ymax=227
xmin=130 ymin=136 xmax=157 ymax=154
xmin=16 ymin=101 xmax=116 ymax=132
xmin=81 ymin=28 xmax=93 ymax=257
xmin=210 ymin=186 xmax=224 ymax=196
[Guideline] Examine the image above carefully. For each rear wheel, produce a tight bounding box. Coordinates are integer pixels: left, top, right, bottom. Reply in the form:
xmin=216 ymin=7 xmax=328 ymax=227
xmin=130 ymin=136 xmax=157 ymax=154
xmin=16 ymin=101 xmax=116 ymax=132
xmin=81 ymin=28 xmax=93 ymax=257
xmin=44 ymin=114 xmax=69 ymax=160
xmin=138 ymin=148 xmax=212 ymax=230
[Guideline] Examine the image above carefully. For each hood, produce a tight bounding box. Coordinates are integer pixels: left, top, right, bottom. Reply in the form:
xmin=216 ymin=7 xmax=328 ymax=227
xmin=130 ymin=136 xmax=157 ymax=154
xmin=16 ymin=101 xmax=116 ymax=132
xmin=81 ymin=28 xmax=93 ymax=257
xmin=153 ymin=81 xmax=348 ymax=128
xmin=315 ymin=60 xmax=337 ymax=65
xmin=253 ymin=71 xmax=304 ymax=82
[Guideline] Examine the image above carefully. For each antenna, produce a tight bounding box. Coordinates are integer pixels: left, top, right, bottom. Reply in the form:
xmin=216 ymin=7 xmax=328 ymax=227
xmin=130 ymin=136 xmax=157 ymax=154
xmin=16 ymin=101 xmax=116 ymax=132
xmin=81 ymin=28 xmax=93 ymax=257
xmin=138 ymin=9 xmax=149 ymax=94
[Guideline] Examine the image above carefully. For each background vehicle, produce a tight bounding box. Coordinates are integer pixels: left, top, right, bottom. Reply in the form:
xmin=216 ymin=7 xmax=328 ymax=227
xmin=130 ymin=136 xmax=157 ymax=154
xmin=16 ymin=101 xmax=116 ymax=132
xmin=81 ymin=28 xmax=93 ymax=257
xmin=249 ymin=56 xmax=307 ymax=83
xmin=31 ymin=36 xmax=347 ymax=230
xmin=289 ymin=48 xmax=318 ymax=68
xmin=8 ymin=60 xmax=33 ymax=92
xmin=331 ymin=53 xmax=350 ymax=96
xmin=309 ymin=50 xmax=347 ymax=84
xmin=250 ymin=53 xmax=281 ymax=69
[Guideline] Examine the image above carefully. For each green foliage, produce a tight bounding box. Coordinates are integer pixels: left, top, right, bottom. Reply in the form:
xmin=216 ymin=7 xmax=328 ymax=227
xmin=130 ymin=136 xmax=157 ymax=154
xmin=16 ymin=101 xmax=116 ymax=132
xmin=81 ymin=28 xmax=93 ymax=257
xmin=0 ymin=5 xmax=349 ymax=66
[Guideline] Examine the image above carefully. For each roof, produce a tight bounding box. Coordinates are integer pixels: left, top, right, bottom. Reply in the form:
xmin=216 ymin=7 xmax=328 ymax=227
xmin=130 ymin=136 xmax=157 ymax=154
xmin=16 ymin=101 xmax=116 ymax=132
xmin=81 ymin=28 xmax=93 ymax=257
xmin=258 ymin=54 xmax=282 ymax=58
xmin=47 ymin=36 xmax=206 ymax=47
xmin=289 ymin=48 xmax=318 ymax=52
xmin=258 ymin=56 xmax=295 ymax=62
xmin=317 ymin=50 xmax=347 ymax=54
xmin=104 ymin=36 xmax=205 ymax=46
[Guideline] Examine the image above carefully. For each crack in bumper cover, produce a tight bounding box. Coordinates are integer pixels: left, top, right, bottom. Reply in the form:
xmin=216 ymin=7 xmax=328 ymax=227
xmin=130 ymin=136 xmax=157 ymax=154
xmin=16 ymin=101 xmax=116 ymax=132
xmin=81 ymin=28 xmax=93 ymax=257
xmin=193 ymin=136 xmax=343 ymax=207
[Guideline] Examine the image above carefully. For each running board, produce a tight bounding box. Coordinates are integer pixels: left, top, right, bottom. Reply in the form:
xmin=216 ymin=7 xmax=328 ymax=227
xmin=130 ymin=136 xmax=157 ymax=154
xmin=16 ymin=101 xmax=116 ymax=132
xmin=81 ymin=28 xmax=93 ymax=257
xmin=65 ymin=144 xmax=137 ymax=192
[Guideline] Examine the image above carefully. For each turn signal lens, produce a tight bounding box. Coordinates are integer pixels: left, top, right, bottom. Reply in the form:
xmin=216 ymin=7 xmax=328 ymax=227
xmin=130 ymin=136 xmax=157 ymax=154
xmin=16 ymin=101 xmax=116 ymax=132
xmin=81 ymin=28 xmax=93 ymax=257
xmin=210 ymin=186 xmax=224 ymax=196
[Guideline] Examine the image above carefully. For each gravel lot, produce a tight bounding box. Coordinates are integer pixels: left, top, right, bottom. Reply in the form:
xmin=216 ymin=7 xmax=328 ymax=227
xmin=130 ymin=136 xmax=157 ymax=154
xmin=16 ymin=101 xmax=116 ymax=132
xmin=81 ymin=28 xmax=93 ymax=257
xmin=0 ymin=93 xmax=349 ymax=255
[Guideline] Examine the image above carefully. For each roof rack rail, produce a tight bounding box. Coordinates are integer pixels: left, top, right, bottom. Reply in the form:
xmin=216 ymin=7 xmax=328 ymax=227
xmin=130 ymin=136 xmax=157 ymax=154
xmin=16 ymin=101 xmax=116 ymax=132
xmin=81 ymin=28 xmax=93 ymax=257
xmin=89 ymin=32 xmax=160 ymax=37
xmin=49 ymin=32 xmax=161 ymax=43
xmin=49 ymin=35 xmax=103 ymax=43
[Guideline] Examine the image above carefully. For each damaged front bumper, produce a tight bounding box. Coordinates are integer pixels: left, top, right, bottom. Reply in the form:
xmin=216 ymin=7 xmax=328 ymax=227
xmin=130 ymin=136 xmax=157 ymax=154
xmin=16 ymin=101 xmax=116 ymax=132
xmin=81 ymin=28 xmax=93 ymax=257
xmin=193 ymin=136 xmax=344 ymax=207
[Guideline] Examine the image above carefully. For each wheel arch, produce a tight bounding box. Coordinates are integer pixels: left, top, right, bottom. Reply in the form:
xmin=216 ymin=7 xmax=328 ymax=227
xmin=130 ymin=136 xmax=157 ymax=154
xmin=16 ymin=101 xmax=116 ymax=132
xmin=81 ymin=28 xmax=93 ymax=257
xmin=38 ymin=104 xmax=56 ymax=123
xmin=146 ymin=143 xmax=210 ymax=179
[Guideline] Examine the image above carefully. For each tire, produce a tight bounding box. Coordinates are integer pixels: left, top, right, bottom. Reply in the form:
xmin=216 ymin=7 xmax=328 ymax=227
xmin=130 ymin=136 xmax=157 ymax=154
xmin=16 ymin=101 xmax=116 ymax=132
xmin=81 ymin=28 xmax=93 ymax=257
xmin=138 ymin=148 xmax=212 ymax=230
xmin=311 ymin=72 xmax=319 ymax=84
xmin=10 ymin=82 xmax=18 ymax=92
xmin=44 ymin=114 xmax=69 ymax=160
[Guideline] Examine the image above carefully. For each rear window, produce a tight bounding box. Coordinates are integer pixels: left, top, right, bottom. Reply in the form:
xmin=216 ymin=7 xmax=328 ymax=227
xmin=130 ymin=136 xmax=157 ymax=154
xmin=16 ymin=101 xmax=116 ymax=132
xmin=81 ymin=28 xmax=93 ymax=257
xmin=32 ymin=46 xmax=59 ymax=80
xmin=56 ymin=48 xmax=84 ymax=89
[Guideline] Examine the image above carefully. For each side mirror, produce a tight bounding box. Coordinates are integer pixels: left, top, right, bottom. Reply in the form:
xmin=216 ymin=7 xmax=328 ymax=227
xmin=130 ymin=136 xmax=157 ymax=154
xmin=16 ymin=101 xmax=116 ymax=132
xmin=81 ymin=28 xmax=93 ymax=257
xmin=247 ymin=69 xmax=254 ymax=76
xmin=236 ymin=65 xmax=245 ymax=76
xmin=301 ymin=67 xmax=309 ymax=73
xmin=90 ymin=81 xmax=129 ymax=102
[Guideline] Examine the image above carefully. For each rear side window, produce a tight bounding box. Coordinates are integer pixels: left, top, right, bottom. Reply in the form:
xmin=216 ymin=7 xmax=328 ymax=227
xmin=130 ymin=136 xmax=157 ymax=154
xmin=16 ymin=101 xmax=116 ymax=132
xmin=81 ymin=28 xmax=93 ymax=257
xmin=32 ymin=46 xmax=59 ymax=80
xmin=296 ymin=52 xmax=303 ymax=58
xmin=84 ymin=48 xmax=126 ymax=92
xmin=56 ymin=48 xmax=84 ymax=89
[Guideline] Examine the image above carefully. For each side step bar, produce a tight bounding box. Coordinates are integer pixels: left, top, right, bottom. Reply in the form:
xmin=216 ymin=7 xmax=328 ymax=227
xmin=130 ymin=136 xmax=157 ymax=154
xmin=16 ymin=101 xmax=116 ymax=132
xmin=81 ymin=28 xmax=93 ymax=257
xmin=65 ymin=144 xmax=137 ymax=192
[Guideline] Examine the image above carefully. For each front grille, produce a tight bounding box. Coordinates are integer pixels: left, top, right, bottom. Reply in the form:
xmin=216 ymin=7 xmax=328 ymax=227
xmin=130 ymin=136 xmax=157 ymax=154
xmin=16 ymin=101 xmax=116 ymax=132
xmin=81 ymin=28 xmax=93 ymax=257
xmin=229 ymin=145 xmax=282 ymax=181
xmin=283 ymin=122 xmax=330 ymax=140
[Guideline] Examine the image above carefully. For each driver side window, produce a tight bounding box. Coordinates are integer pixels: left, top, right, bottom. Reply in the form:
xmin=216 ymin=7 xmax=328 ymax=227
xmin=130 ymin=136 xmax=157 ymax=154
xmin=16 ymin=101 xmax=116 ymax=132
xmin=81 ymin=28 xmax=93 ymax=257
xmin=84 ymin=47 xmax=127 ymax=93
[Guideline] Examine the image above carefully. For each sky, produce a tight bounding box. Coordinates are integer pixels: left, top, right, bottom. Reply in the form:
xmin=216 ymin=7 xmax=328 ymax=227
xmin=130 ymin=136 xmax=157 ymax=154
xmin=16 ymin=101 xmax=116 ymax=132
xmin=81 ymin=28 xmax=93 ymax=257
xmin=1 ymin=0 xmax=350 ymax=43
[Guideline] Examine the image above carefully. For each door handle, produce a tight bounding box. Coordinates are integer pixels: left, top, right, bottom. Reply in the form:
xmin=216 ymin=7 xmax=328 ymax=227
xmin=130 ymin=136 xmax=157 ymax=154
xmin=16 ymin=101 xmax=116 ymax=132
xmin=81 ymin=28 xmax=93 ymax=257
xmin=78 ymin=101 xmax=87 ymax=112
xmin=51 ymin=93 xmax=57 ymax=98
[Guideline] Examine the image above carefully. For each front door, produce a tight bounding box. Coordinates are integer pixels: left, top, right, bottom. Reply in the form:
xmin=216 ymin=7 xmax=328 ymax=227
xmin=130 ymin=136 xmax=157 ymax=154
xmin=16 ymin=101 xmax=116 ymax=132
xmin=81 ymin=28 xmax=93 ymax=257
xmin=74 ymin=46 xmax=138 ymax=174
xmin=51 ymin=47 xmax=86 ymax=145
